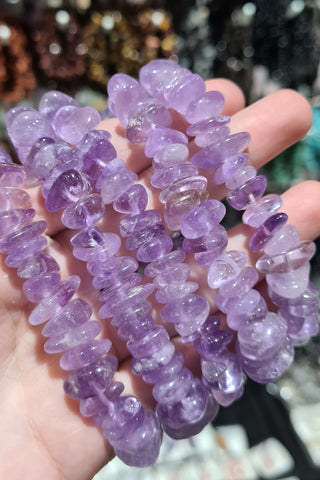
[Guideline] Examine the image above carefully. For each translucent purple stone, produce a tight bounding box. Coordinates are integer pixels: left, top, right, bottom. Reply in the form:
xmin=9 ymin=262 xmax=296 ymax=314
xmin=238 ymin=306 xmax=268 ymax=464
xmin=225 ymin=165 xmax=257 ymax=190
xmin=17 ymin=252 xmax=59 ymax=279
xmin=153 ymin=143 xmax=189 ymax=169
xmin=0 ymin=163 xmax=26 ymax=187
xmin=0 ymin=186 xmax=31 ymax=211
xmin=153 ymin=263 xmax=190 ymax=288
xmin=207 ymin=253 xmax=241 ymax=289
xmin=42 ymin=298 xmax=92 ymax=337
xmin=126 ymin=99 xmax=172 ymax=144
xmin=61 ymin=194 xmax=105 ymax=229
xmin=0 ymin=208 xmax=35 ymax=236
xmin=144 ymin=127 xmax=188 ymax=158
xmin=165 ymin=73 xmax=206 ymax=114
xmin=99 ymin=284 xmax=154 ymax=318
xmin=60 ymin=339 xmax=112 ymax=370
xmin=53 ymin=105 xmax=101 ymax=145
xmin=95 ymin=157 xmax=126 ymax=191
xmin=257 ymin=241 xmax=316 ymax=275
xmin=119 ymin=210 xmax=162 ymax=237
xmin=180 ymin=199 xmax=226 ymax=239
xmin=213 ymin=153 xmax=248 ymax=185
xmin=249 ymin=212 xmax=288 ymax=252
xmin=226 ymin=175 xmax=267 ymax=210
xmin=113 ymin=184 xmax=148 ymax=215
xmin=185 ymin=90 xmax=225 ymax=123
xmin=5 ymin=235 xmax=47 ymax=268
xmin=71 ymin=228 xmax=121 ymax=261
xmin=266 ymin=263 xmax=311 ymax=299
xmin=44 ymin=320 xmax=102 ymax=353
xmin=22 ymin=272 xmax=61 ymax=303
xmin=125 ymin=224 xmax=165 ymax=251
xmin=45 ymin=170 xmax=92 ymax=211
xmin=159 ymin=175 xmax=208 ymax=204
xmin=215 ymin=289 xmax=261 ymax=315
xmin=75 ymin=130 xmax=116 ymax=181
xmin=155 ymin=281 xmax=199 ymax=303
xmin=221 ymin=267 xmax=259 ymax=298
xmin=144 ymin=249 xmax=186 ymax=277
xmin=31 ymin=142 xmax=80 ymax=184
xmin=136 ymin=235 xmax=173 ymax=263
xmin=0 ymin=220 xmax=47 ymax=254
xmin=100 ymin=170 xmax=138 ymax=204
xmin=242 ymin=193 xmax=282 ymax=227
xmin=183 ymin=224 xmax=228 ymax=254
xmin=194 ymin=126 xmax=230 ymax=148
xmin=151 ymin=163 xmax=198 ymax=189
xmin=164 ymin=189 xmax=209 ymax=231
xmin=38 ymin=90 xmax=80 ymax=123
xmin=264 ymin=224 xmax=300 ymax=255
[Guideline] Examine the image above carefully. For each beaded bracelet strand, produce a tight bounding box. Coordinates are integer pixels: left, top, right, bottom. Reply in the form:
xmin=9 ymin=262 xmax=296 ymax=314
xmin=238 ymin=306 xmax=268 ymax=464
xmin=106 ymin=59 xmax=319 ymax=399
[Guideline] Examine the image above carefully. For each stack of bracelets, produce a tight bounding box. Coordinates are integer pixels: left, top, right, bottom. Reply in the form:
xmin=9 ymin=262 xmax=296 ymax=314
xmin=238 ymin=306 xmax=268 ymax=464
xmin=0 ymin=59 xmax=319 ymax=467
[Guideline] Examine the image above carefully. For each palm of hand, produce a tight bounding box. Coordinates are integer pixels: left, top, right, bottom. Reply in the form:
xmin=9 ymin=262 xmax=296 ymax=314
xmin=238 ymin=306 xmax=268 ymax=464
xmin=1 ymin=80 xmax=319 ymax=480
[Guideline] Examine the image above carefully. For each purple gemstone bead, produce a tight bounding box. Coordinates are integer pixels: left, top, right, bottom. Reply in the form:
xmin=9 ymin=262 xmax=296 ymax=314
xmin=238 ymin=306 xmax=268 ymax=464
xmin=53 ymin=105 xmax=101 ymax=144
xmin=144 ymin=249 xmax=186 ymax=277
xmin=183 ymin=224 xmax=228 ymax=254
xmin=257 ymin=240 xmax=316 ymax=274
xmin=249 ymin=212 xmax=288 ymax=252
xmin=126 ymin=99 xmax=172 ymax=144
xmin=266 ymin=263 xmax=311 ymax=299
xmin=153 ymin=263 xmax=190 ymax=288
xmin=226 ymin=297 xmax=268 ymax=330
xmin=17 ymin=252 xmax=59 ymax=279
xmin=165 ymin=73 xmax=206 ymax=114
xmin=221 ymin=267 xmax=259 ymax=298
xmin=181 ymin=199 xmax=226 ymax=239
xmin=161 ymin=294 xmax=210 ymax=336
xmin=225 ymin=165 xmax=257 ymax=190
xmin=137 ymin=235 xmax=173 ymax=262
xmin=125 ymin=224 xmax=165 ymax=251
xmin=107 ymin=73 xmax=149 ymax=125
xmin=207 ymin=253 xmax=241 ymax=289
xmin=185 ymin=90 xmax=225 ymax=123
xmin=0 ymin=149 xmax=12 ymax=164
xmin=42 ymin=298 xmax=92 ymax=337
xmin=144 ymin=127 xmax=188 ymax=158
xmin=45 ymin=170 xmax=92 ymax=212
xmin=215 ymin=289 xmax=261 ymax=315
xmin=44 ymin=320 xmax=101 ymax=353
xmin=28 ymin=275 xmax=81 ymax=325
xmin=194 ymin=126 xmax=231 ymax=148
xmin=22 ymin=272 xmax=61 ymax=303
xmin=99 ymin=284 xmax=154 ymax=318
xmin=155 ymin=281 xmax=199 ymax=303
xmin=142 ymin=351 xmax=184 ymax=384
xmin=0 ymin=186 xmax=31 ymax=211
xmin=33 ymin=142 xmax=79 ymax=185
xmin=187 ymin=116 xmax=230 ymax=137
xmin=5 ymin=235 xmax=47 ymax=268
xmin=153 ymin=143 xmax=189 ymax=169
xmin=0 ymin=208 xmax=35 ymax=236
xmin=102 ymin=395 xmax=145 ymax=444
xmin=264 ymin=224 xmax=300 ymax=255
xmin=60 ymin=339 xmax=112 ymax=370
xmin=0 ymin=220 xmax=47 ymax=254
xmin=100 ymin=170 xmax=138 ymax=204
xmin=61 ymin=194 xmax=105 ymax=229
xmin=75 ymin=130 xmax=116 ymax=181
xmin=210 ymin=354 xmax=245 ymax=406
xmin=117 ymin=314 xmax=154 ymax=342
xmin=127 ymin=325 xmax=171 ymax=359
xmin=38 ymin=90 xmax=80 ymax=123
xmin=91 ymin=256 xmax=138 ymax=290
xmin=160 ymin=175 xmax=208 ymax=204
xmin=213 ymin=153 xmax=248 ymax=185
xmin=95 ymin=157 xmax=126 ymax=191
xmin=119 ymin=209 xmax=162 ymax=237
xmin=242 ymin=194 xmax=282 ymax=227
xmin=194 ymin=316 xmax=232 ymax=359
xmin=164 ymin=189 xmax=209 ymax=231
xmin=5 ymin=105 xmax=34 ymax=136
xmin=71 ymin=228 xmax=121 ymax=261
xmin=111 ymin=300 xmax=151 ymax=328
xmin=63 ymin=356 xmax=118 ymax=399
xmin=131 ymin=336 xmax=175 ymax=376
xmin=226 ymin=175 xmax=267 ymax=210
xmin=113 ymin=184 xmax=148 ymax=215
xmin=0 ymin=164 xmax=26 ymax=187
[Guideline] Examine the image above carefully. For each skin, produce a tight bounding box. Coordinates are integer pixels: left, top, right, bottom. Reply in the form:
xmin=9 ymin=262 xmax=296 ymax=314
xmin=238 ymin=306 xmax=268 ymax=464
xmin=1 ymin=80 xmax=319 ymax=480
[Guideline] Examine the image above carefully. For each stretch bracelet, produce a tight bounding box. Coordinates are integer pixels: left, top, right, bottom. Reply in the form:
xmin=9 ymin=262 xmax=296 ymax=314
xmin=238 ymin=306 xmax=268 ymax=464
xmin=0 ymin=59 xmax=319 ymax=468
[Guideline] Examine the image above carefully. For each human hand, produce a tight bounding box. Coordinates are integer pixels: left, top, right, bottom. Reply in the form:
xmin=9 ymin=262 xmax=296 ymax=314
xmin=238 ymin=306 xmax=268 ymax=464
xmin=1 ymin=79 xmax=319 ymax=480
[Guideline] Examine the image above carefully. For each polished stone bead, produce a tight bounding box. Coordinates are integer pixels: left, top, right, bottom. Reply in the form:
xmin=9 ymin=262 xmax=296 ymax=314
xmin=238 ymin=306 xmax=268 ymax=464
xmin=53 ymin=105 xmax=101 ymax=145
xmin=142 ymin=351 xmax=184 ymax=384
xmin=144 ymin=127 xmax=188 ymax=158
xmin=151 ymin=163 xmax=198 ymax=189
xmin=227 ymin=297 xmax=268 ymax=330
xmin=242 ymin=194 xmax=282 ymax=227
xmin=17 ymin=252 xmax=59 ymax=279
xmin=125 ymin=224 xmax=165 ymax=251
xmin=194 ymin=126 xmax=230 ymax=148
xmin=127 ymin=325 xmax=171 ymax=359
xmin=249 ymin=213 xmax=288 ymax=252
xmin=0 ymin=163 xmax=26 ymax=187
xmin=61 ymin=194 xmax=105 ymax=229
xmin=160 ymin=175 xmax=208 ymax=204
xmin=99 ymin=284 xmax=154 ymax=318
xmin=63 ymin=356 xmax=118 ymax=398
xmin=7 ymin=109 xmax=57 ymax=162
xmin=153 ymin=144 xmax=189 ymax=169
xmin=221 ymin=267 xmax=259 ymax=298
xmin=39 ymin=90 xmax=80 ymax=123
xmin=0 ymin=220 xmax=47 ymax=253
xmin=111 ymin=300 xmax=151 ymax=327
xmin=5 ymin=105 xmax=34 ymax=136
xmin=5 ymin=235 xmax=47 ymax=268
xmin=95 ymin=157 xmax=126 ymax=191
xmin=208 ymin=253 xmax=240 ymax=289
xmin=22 ymin=272 xmax=61 ymax=303
xmin=164 ymin=189 xmax=209 ymax=231
xmin=107 ymin=73 xmax=149 ymax=125
xmin=225 ymin=165 xmax=257 ymax=190
xmin=144 ymin=249 xmax=186 ymax=277
xmin=45 ymin=170 xmax=92 ymax=211
xmin=60 ymin=339 xmax=112 ymax=370
xmin=72 ymin=229 xmax=121 ymax=262
xmin=113 ymin=184 xmax=148 ymax=215
xmin=264 ymin=224 xmax=300 ymax=255
xmin=155 ymin=281 xmax=199 ymax=303
xmin=181 ymin=199 xmax=226 ymax=239
xmin=28 ymin=275 xmax=81 ymax=325
xmin=126 ymin=99 xmax=172 ymax=144
xmin=0 ymin=208 xmax=35 ymax=236
xmin=266 ymin=263 xmax=311 ymax=299
xmin=41 ymin=298 xmax=92 ymax=337
xmin=194 ymin=316 xmax=232 ymax=359
xmin=102 ymin=395 xmax=145 ymax=444
xmin=186 ymin=116 xmax=230 ymax=137
xmin=137 ymin=235 xmax=173 ymax=262
xmin=75 ymin=130 xmax=116 ymax=181
xmin=33 ymin=142 xmax=79 ymax=185
xmin=185 ymin=90 xmax=225 ymax=123
xmin=165 ymin=73 xmax=206 ymax=114
xmin=183 ymin=224 xmax=228 ymax=254
xmin=213 ymin=153 xmax=248 ymax=185
xmin=119 ymin=210 xmax=162 ymax=237
xmin=91 ymin=256 xmax=139 ymax=289
xmin=100 ymin=170 xmax=138 ymax=204
xmin=131 ymin=339 xmax=175 ymax=376
xmin=161 ymin=294 xmax=209 ymax=336
xmin=117 ymin=314 xmax=154 ymax=342
xmin=210 ymin=354 xmax=245 ymax=406
xmin=227 ymin=175 xmax=267 ymax=210
xmin=0 ymin=186 xmax=31 ymax=211
xmin=44 ymin=320 xmax=101 ymax=353
xmin=256 ymin=240 xmax=316 ymax=274
xmin=215 ymin=289 xmax=261 ymax=315
xmin=153 ymin=263 xmax=190 ymax=288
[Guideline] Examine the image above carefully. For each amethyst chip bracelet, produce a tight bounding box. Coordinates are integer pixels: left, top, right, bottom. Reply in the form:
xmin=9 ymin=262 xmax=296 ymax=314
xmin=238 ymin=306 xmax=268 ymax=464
xmin=0 ymin=59 xmax=319 ymax=468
